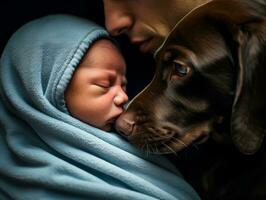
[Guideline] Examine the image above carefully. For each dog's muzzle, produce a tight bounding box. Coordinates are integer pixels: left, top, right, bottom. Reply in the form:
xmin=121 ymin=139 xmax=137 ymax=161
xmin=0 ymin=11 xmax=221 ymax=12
xmin=115 ymin=112 xmax=135 ymax=137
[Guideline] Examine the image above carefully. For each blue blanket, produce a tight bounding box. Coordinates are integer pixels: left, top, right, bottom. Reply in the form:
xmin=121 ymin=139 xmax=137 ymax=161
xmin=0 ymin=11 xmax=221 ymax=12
xmin=0 ymin=14 xmax=200 ymax=200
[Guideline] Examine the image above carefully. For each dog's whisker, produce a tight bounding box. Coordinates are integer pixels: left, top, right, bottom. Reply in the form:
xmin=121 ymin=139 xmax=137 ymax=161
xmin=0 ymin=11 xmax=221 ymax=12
xmin=146 ymin=143 xmax=150 ymax=157
xmin=155 ymin=144 xmax=160 ymax=154
xmin=145 ymin=144 xmax=148 ymax=156
xmin=163 ymin=143 xmax=177 ymax=155
xmin=148 ymin=145 xmax=152 ymax=156
xmin=171 ymin=137 xmax=188 ymax=148
xmin=149 ymin=144 xmax=156 ymax=154
xmin=140 ymin=143 xmax=146 ymax=153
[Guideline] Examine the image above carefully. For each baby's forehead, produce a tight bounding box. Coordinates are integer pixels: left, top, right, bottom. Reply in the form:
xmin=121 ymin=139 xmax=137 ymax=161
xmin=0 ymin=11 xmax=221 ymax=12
xmin=78 ymin=38 xmax=126 ymax=73
xmin=93 ymin=38 xmax=120 ymax=51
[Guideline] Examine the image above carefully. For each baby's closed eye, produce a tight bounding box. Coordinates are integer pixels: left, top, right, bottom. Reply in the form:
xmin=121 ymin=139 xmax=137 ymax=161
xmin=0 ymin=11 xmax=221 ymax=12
xmin=94 ymin=80 xmax=111 ymax=88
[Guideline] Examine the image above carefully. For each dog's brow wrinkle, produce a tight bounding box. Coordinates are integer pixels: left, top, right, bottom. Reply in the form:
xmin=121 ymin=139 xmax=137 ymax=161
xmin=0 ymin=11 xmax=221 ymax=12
xmin=172 ymin=93 xmax=210 ymax=112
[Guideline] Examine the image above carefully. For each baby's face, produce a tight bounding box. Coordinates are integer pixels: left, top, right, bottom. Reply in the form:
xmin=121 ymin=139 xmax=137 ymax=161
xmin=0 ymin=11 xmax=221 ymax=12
xmin=65 ymin=39 xmax=128 ymax=131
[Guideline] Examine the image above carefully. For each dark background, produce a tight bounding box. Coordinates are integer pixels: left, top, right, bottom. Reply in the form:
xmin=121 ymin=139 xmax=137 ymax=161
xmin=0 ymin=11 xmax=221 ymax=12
xmin=0 ymin=0 xmax=155 ymax=99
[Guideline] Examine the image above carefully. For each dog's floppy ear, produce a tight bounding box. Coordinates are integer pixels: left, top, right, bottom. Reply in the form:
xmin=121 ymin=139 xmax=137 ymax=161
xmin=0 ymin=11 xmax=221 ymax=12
xmin=202 ymin=0 xmax=266 ymax=154
xmin=183 ymin=0 xmax=266 ymax=154
xmin=230 ymin=23 xmax=266 ymax=155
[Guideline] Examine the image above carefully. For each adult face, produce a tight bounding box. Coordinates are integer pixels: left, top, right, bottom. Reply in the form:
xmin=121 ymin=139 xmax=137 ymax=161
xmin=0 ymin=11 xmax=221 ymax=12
xmin=65 ymin=39 xmax=128 ymax=131
xmin=104 ymin=0 xmax=211 ymax=53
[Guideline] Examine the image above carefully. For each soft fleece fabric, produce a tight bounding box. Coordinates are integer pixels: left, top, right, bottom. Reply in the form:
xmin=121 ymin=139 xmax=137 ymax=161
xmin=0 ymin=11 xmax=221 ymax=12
xmin=0 ymin=14 xmax=200 ymax=200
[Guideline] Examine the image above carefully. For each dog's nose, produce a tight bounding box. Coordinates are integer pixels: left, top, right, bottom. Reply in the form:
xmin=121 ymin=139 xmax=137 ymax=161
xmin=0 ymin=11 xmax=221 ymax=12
xmin=115 ymin=113 xmax=135 ymax=136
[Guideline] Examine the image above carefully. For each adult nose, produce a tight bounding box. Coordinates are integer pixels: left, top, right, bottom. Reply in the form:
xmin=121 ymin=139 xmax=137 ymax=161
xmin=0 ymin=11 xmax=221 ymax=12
xmin=104 ymin=1 xmax=133 ymax=36
xmin=114 ymin=88 xmax=128 ymax=107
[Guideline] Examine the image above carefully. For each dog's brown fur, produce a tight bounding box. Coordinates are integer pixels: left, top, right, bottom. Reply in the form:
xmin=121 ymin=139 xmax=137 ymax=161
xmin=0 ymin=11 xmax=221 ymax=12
xmin=116 ymin=0 xmax=266 ymax=199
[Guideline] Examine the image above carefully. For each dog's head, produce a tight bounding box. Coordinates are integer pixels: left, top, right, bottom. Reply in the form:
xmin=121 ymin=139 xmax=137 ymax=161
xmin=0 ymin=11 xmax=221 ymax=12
xmin=116 ymin=0 xmax=266 ymax=155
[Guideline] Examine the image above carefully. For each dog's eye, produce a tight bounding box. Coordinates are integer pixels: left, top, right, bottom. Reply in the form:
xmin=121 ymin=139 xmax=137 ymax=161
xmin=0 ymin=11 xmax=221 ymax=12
xmin=173 ymin=62 xmax=191 ymax=77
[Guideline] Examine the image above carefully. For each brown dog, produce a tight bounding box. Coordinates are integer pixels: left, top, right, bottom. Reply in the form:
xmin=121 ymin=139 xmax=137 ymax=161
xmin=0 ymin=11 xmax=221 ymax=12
xmin=116 ymin=0 xmax=266 ymax=199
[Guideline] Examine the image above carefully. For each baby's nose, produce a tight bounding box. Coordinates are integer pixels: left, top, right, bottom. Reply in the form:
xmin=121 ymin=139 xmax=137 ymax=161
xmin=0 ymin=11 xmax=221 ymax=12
xmin=114 ymin=90 xmax=128 ymax=107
